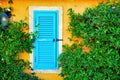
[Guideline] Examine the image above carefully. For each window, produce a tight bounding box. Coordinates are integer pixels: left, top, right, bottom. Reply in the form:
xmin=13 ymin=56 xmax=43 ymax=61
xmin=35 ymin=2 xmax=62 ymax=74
xmin=29 ymin=6 xmax=62 ymax=73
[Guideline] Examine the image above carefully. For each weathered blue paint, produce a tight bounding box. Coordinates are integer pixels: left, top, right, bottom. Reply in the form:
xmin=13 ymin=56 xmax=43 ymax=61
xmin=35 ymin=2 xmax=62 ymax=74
xmin=33 ymin=10 xmax=59 ymax=70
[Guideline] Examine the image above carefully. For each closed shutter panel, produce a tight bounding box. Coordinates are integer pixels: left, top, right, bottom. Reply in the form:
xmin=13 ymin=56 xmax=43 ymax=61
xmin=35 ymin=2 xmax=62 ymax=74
xmin=33 ymin=11 xmax=58 ymax=70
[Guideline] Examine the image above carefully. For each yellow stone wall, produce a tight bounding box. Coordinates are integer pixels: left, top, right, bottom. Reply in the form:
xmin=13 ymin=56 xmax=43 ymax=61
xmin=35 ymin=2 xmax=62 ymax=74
xmin=1 ymin=0 xmax=107 ymax=80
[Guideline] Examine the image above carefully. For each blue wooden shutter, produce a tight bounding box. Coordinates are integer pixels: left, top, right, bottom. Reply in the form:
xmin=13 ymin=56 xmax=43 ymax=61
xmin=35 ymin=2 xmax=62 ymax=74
xmin=33 ymin=10 xmax=58 ymax=70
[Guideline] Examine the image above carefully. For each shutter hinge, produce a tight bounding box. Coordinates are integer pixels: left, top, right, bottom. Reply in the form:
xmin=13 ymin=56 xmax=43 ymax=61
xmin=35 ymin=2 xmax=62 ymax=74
xmin=34 ymin=56 xmax=36 ymax=62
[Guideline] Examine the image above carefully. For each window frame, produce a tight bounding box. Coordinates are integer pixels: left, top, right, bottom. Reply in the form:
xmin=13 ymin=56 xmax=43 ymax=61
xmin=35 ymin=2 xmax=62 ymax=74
xmin=29 ymin=6 xmax=62 ymax=73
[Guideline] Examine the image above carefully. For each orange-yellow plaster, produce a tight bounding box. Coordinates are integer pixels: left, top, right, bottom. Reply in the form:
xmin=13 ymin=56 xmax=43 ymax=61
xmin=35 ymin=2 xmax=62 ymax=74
xmin=1 ymin=0 xmax=107 ymax=80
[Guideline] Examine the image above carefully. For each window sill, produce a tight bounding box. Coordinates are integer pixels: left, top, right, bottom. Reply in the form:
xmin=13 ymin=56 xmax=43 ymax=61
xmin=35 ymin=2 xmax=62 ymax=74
xmin=31 ymin=69 xmax=61 ymax=74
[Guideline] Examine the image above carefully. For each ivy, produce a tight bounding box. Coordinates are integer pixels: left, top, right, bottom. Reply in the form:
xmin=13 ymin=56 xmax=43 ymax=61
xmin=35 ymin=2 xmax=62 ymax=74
xmin=0 ymin=8 xmax=40 ymax=80
xmin=58 ymin=2 xmax=120 ymax=80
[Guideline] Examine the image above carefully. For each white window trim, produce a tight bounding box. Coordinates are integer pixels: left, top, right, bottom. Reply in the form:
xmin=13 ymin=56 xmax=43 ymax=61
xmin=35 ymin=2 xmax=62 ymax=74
xmin=29 ymin=6 xmax=62 ymax=73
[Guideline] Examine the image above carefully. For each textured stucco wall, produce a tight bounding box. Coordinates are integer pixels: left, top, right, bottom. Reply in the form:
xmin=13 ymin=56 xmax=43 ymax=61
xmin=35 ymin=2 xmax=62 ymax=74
xmin=1 ymin=0 xmax=106 ymax=80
